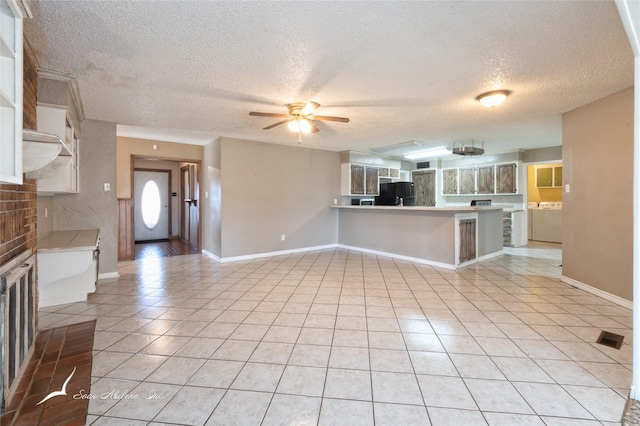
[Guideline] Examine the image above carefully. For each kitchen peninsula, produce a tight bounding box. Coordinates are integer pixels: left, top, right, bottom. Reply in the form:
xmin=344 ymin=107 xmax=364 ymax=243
xmin=332 ymin=205 xmax=504 ymax=269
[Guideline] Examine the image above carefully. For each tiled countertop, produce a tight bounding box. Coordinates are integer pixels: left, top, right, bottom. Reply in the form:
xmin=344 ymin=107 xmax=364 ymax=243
xmin=38 ymin=229 xmax=100 ymax=252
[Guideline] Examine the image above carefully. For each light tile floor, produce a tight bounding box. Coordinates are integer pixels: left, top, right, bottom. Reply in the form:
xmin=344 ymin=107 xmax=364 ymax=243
xmin=37 ymin=244 xmax=632 ymax=425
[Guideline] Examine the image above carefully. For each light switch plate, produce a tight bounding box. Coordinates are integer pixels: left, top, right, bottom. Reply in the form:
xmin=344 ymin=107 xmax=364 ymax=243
xmin=104 ymin=183 xmax=111 ymax=191
xmin=565 ymin=184 xmax=570 ymax=193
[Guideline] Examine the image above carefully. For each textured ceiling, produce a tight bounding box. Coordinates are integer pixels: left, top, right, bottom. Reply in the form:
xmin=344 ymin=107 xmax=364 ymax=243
xmin=24 ymin=0 xmax=633 ymax=157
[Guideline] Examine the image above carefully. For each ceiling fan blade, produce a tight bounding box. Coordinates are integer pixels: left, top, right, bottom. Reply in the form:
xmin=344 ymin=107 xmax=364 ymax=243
xmin=263 ymin=119 xmax=291 ymax=130
xmin=310 ymin=122 xmax=320 ymax=133
xmin=249 ymin=112 xmax=291 ymax=118
xmin=308 ymin=115 xmax=350 ymax=123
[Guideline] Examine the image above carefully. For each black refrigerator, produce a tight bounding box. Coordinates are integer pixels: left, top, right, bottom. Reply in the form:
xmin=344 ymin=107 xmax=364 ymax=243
xmin=375 ymin=182 xmax=415 ymax=206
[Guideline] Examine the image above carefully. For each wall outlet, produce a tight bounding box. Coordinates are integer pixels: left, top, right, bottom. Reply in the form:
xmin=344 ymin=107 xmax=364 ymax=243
xmin=281 ymin=234 xmax=286 ymax=241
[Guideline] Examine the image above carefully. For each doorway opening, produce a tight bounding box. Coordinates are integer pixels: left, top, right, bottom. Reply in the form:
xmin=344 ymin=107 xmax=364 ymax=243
xmin=134 ymin=169 xmax=170 ymax=242
xmin=123 ymin=157 xmax=201 ymax=261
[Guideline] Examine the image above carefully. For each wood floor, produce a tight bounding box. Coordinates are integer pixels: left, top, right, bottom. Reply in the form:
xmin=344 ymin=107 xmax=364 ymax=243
xmin=134 ymin=239 xmax=199 ymax=260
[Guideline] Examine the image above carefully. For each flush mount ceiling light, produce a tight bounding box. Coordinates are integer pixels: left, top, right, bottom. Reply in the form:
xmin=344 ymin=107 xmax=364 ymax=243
xmin=404 ymin=147 xmax=451 ymax=160
xmin=476 ymin=90 xmax=511 ymax=107
xmin=452 ymin=139 xmax=484 ymax=156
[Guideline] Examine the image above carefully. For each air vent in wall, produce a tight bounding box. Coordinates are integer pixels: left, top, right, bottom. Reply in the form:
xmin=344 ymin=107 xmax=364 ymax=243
xmin=416 ymin=161 xmax=430 ymax=169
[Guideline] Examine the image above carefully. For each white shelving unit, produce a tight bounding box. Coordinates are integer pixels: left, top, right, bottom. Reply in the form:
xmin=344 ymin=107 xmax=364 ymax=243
xmin=0 ymin=0 xmax=24 ymax=184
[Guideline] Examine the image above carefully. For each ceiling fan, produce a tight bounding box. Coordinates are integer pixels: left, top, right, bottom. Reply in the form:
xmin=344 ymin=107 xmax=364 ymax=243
xmin=249 ymin=102 xmax=350 ymax=139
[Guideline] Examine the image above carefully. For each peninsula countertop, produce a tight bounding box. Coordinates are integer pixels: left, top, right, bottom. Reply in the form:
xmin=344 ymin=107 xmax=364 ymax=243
xmin=330 ymin=205 xmax=504 ymax=212
xmin=38 ymin=229 xmax=100 ymax=252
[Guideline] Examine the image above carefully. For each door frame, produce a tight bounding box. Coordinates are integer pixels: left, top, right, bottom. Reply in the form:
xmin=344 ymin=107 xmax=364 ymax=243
xmin=133 ymin=168 xmax=172 ymax=242
xmin=121 ymin=155 xmax=202 ymax=260
xmin=180 ymin=163 xmax=200 ymax=250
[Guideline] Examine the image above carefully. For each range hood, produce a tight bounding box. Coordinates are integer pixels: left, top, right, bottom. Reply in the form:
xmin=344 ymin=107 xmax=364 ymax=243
xmin=23 ymin=129 xmax=73 ymax=179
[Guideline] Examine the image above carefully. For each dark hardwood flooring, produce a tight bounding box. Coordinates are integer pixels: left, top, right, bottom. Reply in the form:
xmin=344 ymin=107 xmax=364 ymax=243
xmin=134 ymin=239 xmax=199 ymax=260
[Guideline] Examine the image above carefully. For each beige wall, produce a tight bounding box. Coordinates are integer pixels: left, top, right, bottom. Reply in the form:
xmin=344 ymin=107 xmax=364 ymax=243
xmin=527 ymin=164 xmax=563 ymax=203
xmin=117 ymin=137 xmax=203 ymax=199
xmin=219 ymin=137 xmax=340 ymax=258
xmin=562 ymin=87 xmax=634 ymax=301
xmin=56 ymin=119 xmax=118 ymax=274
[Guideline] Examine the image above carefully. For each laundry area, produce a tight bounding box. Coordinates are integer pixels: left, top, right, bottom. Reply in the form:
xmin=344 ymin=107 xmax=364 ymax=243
xmin=528 ymin=164 xmax=562 ymax=244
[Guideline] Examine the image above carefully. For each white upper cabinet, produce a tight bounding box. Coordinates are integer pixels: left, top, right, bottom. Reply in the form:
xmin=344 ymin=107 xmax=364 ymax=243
xmin=35 ymin=105 xmax=79 ymax=193
xmin=0 ymin=0 xmax=23 ymax=184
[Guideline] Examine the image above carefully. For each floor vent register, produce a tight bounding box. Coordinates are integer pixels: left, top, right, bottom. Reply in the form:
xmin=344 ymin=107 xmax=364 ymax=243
xmin=596 ymin=330 xmax=624 ymax=349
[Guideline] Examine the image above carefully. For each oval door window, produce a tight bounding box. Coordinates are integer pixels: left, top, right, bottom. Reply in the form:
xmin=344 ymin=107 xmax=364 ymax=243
xmin=141 ymin=180 xmax=161 ymax=229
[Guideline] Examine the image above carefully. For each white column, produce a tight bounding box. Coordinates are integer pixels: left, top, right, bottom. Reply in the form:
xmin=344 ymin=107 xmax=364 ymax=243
xmin=615 ymin=0 xmax=640 ymax=399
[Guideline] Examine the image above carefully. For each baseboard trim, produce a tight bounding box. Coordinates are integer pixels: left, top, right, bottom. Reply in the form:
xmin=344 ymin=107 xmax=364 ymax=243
xmin=202 ymin=244 xmax=502 ymax=269
xmin=337 ymin=244 xmax=456 ymax=269
xmin=561 ymin=275 xmax=632 ymax=310
xmin=98 ymin=272 xmax=119 ymax=280
xmin=202 ymin=249 xmax=221 ymax=262
xmin=219 ymin=244 xmax=338 ymax=263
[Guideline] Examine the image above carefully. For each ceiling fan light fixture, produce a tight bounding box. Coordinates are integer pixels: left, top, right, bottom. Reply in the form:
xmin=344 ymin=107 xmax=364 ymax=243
xmin=301 ymin=101 xmax=319 ymax=115
xmin=476 ymin=90 xmax=511 ymax=107
xmin=287 ymin=118 xmax=313 ymax=134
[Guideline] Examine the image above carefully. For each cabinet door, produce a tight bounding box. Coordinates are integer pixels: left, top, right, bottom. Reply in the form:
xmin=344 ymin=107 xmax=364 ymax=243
xmin=459 ymin=168 xmax=475 ymax=194
xmin=365 ymin=166 xmax=379 ymax=195
xmin=350 ymin=164 xmax=365 ymax=195
xmin=553 ymin=166 xmax=562 ymax=187
xmin=442 ymin=169 xmax=458 ymax=195
xmin=497 ymin=163 xmax=517 ymax=193
xmin=378 ymin=167 xmax=389 ymax=178
xmin=459 ymin=219 xmax=477 ymax=263
xmin=477 ymin=165 xmax=494 ymax=194
xmin=0 ymin=0 xmax=23 ymax=184
xmin=413 ymin=170 xmax=436 ymax=206
xmin=535 ymin=167 xmax=553 ymax=188
xmin=389 ymin=168 xmax=400 ymax=179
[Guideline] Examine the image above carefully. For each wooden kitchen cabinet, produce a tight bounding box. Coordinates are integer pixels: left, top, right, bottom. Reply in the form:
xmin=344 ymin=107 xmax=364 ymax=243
xmin=350 ymin=164 xmax=365 ymax=195
xmin=365 ymin=166 xmax=379 ymax=195
xmin=0 ymin=0 xmax=24 ymax=184
xmin=412 ymin=169 xmax=436 ymax=206
xmin=477 ymin=165 xmax=495 ymax=194
xmin=496 ymin=163 xmax=517 ymax=193
xmin=442 ymin=168 xmax=458 ymax=195
xmin=459 ymin=168 xmax=475 ymax=194
xmin=341 ymin=163 xmax=379 ymax=196
xmin=378 ymin=167 xmax=399 ymax=179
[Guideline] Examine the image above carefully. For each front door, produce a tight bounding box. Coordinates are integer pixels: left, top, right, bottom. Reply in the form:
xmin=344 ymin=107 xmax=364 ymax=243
xmin=134 ymin=170 xmax=170 ymax=242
